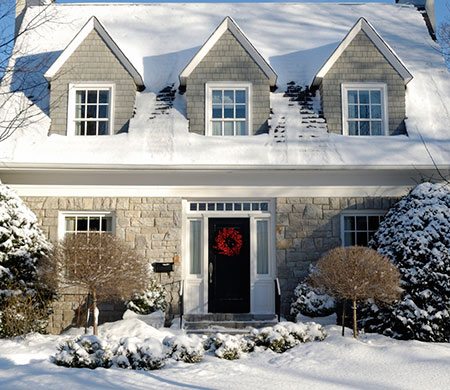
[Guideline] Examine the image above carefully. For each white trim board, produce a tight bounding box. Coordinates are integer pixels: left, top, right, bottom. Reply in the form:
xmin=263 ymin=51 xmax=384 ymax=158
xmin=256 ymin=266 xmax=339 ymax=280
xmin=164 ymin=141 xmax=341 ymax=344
xmin=44 ymin=16 xmax=145 ymax=90
xmin=179 ymin=16 xmax=277 ymax=88
xmin=311 ymin=17 xmax=413 ymax=88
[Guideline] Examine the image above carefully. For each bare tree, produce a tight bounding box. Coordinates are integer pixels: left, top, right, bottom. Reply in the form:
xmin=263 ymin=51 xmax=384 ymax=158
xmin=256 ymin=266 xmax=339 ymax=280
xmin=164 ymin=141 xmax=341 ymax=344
xmin=310 ymin=246 xmax=402 ymax=339
xmin=0 ymin=0 xmax=57 ymax=143
xmin=48 ymin=234 xmax=150 ymax=335
xmin=437 ymin=3 xmax=450 ymax=66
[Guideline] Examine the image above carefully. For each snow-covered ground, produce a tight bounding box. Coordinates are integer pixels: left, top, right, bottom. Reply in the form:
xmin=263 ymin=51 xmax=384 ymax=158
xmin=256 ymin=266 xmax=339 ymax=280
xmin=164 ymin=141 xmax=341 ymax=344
xmin=0 ymin=317 xmax=449 ymax=390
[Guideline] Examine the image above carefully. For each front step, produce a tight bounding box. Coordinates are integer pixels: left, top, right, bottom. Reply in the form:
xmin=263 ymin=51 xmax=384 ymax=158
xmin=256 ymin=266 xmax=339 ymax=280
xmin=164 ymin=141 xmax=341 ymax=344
xmin=183 ymin=314 xmax=278 ymax=334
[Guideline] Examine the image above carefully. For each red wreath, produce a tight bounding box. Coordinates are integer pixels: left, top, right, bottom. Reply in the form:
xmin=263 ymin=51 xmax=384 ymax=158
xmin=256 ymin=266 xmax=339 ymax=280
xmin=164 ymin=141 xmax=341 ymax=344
xmin=213 ymin=227 xmax=243 ymax=257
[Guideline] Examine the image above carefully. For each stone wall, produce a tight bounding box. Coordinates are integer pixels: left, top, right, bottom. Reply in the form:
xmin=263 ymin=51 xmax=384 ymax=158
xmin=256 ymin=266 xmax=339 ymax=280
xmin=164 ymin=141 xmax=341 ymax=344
xmin=22 ymin=196 xmax=182 ymax=334
xmin=186 ymin=29 xmax=270 ymax=135
xmin=320 ymin=29 xmax=406 ymax=136
xmin=49 ymin=29 xmax=137 ymax=135
xmin=276 ymin=196 xmax=399 ymax=316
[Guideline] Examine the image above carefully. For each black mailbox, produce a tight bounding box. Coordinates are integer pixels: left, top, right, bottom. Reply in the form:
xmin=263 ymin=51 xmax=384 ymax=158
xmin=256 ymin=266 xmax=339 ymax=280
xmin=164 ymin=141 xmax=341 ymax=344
xmin=152 ymin=262 xmax=174 ymax=273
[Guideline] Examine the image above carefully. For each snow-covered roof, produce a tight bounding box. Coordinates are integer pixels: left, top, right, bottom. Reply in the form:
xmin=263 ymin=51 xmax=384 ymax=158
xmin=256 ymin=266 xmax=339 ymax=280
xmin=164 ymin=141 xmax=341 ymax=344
xmin=1 ymin=2 xmax=450 ymax=168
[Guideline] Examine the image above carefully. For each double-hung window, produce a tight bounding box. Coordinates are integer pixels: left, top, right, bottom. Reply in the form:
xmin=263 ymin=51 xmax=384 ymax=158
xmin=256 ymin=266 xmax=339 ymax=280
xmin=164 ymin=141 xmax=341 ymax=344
xmin=206 ymin=83 xmax=251 ymax=136
xmin=342 ymin=83 xmax=387 ymax=136
xmin=68 ymin=85 xmax=113 ymax=136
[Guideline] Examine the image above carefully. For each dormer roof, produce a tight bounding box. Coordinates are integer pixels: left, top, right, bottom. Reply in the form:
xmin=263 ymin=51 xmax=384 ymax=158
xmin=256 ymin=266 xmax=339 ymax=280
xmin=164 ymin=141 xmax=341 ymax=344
xmin=179 ymin=16 xmax=277 ymax=88
xmin=44 ymin=16 xmax=145 ymax=90
xmin=311 ymin=17 xmax=413 ymax=88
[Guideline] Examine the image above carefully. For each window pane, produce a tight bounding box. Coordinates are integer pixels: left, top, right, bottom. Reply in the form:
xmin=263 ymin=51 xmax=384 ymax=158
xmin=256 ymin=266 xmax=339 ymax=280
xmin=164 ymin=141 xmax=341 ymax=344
xmin=224 ymin=122 xmax=233 ymax=136
xmin=212 ymin=121 xmax=222 ymax=136
xmin=224 ymin=105 xmax=234 ymax=119
xmin=371 ymin=122 xmax=382 ymax=136
xmin=359 ymin=90 xmax=369 ymax=104
xmin=344 ymin=232 xmax=355 ymax=247
xmin=344 ymin=216 xmax=355 ymax=230
xmin=99 ymin=90 xmax=109 ymax=104
xmin=101 ymin=217 xmax=112 ymax=232
xmin=75 ymin=105 xmax=85 ymax=119
xmin=236 ymin=90 xmax=246 ymax=104
xmin=190 ymin=220 xmax=201 ymax=275
xmin=216 ymin=203 xmax=224 ymax=211
xmin=370 ymin=90 xmax=381 ymax=104
xmin=76 ymin=90 xmax=85 ymax=104
xmin=234 ymin=203 xmax=242 ymax=211
xmin=87 ymin=105 xmax=97 ymax=118
xmin=190 ymin=203 xmax=197 ymax=211
xmin=371 ymin=105 xmax=381 ymax=119
xmin=236 ymin=105 xmax=246 ymax=119
xmin=212 ymin=90 xmax=222 ymax=104
xmin=356 ymin=231 xmax=368 ymax=246
xmin=356 ymin=216 xmax=367 ymax=230
xmin=98 ymin=105 xmax=108 ymax=118
xmin=75 ymin=122 xmax=85 ymax=136
xmin=348 ymin=90 xmax=358 ymax=104
xmin=98 ymin=121 xmax=108 ymax=135
xmin=360 ymin=121 xmax=370 ymax=135
xmin=65 ymin=217 xmax=75 ymax=232
xmin=236 ymin=121 xmax=247 ymax=135
xmin=199 ymin=203 xmax=206 ymax=211
xmin=348 ymin=105 xmax=358 ymax=119
xmin=225 ymin=203 xmax=233 ymax=211
xmin=89 ymin=217 xmax=101 ymax=231
xmin=257 ymin=220 xmax=269 ymax=274
xmin=224 ymin=90 xmax=234 ymax=104
xmin=212 ymin=106 xmax=222 ymax=119
xmin=77 ymin=217 xmax=88 ymax=231
xmin=87 ymin=90 xmax=97 ymax=103
xmin=243 ymin=203 xmax=250 ymax=211
xmin=252 ymin=203 xmax=260 ymax=211
xmin=86 ymin=122 xmax=97 ymax=136
xmin=348 ymin=121 xmax=358 ymax=135
xmin=260 ymin=202 xmax=269 ymax=211
xmin=360 ymin=105 xmax=370 ymax=119
xmin=368 ymin=216 xmax=381 ymax=231
xmin=208 ymin=203 xmax=215 ymax=211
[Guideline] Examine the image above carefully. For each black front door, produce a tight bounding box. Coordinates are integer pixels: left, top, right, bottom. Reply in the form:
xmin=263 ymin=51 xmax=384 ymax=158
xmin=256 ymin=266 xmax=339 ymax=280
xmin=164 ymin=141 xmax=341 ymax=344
xmin=208 ymin=218 xmax=250 ymax=313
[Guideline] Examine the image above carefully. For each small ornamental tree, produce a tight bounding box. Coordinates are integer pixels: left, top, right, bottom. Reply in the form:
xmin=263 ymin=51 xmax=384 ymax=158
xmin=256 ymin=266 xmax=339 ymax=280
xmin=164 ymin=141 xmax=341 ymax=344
xmin=361 ymin=182 xmax=450 ymax=341
xmin=0 ymin=183 xmax=54 ymax=337
xmin=310 ymin=246 xmax=401 ymax=339
xmin=49 ymin=233 xmax=150 ymax=335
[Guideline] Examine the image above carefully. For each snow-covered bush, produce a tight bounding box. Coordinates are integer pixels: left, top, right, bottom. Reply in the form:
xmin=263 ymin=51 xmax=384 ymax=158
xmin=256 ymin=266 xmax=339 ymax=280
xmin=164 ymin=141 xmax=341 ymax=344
xmin=0 ymin=184 xmax=54 ymax=337
xmin=113 ymin=337 xmax=168 ymax=370
xmin=360 ymin=182 xmax=450 ymax=342
xmin=54 ymin=335 xmax=113 ymax=369
xmin=205 ymin=333 xmax=253 ymax=360
xmin=290 ymin=279 xmax=336 ymax=317
xmin=253 ymin=322 xmax=326 ymax=353
xmin=163 ymin=335 xmax=204 ymax=363
xmin=126 ymin=279 xmax=167 ymax=315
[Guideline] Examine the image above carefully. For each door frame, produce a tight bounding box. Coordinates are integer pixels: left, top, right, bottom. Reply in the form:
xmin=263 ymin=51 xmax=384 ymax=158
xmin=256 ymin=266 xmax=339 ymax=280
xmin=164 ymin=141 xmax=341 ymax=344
xmin=182 ymin=199 xmax=276 ymax=314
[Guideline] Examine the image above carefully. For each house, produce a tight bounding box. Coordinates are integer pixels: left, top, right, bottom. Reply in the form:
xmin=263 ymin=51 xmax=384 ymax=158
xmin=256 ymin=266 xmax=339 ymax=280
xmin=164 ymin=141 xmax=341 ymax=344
xmin=1 ymin=1 xmax=449 ymax=333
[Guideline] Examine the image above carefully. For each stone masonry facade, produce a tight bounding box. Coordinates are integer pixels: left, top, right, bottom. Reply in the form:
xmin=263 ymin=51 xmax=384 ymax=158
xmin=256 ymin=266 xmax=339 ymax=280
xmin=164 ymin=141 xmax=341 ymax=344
xmin=21 ymin=196 xmax=182 ymax=334
xmin=276 ymin=196 xmax=399 ymax=316
xmin=186 ymin=29 xmax=271 ymax=135
xmin=49 ymin=29 xmax=137 ymax=136
xmin=320 ymin=29 xmax=406 ymax=136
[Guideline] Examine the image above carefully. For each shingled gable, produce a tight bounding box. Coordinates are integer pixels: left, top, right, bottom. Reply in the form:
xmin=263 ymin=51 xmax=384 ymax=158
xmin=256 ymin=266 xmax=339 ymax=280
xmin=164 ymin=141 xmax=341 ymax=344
xmin=179 ymin=16 xmax=277 ymax=88
xmin=311 ymin=17 xmax=413 ymax=88
xmin=44 ymin=16 xmax=145 ymax=90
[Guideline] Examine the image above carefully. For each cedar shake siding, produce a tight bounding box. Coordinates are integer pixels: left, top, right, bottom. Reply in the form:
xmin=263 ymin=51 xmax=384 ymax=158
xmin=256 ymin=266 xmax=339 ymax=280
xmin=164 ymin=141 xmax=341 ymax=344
xmin=49 ymin=29 xmax=136 ymax=135
xmin=320 ymin=30 xmax=406 ymax=136
xmin=186 ymin=30 xmax=271 ymax=135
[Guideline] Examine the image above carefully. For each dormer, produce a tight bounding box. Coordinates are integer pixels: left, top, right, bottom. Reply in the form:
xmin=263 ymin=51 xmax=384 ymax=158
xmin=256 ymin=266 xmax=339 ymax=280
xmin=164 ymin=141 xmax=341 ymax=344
xmin=45 ymin=17 xmax=144 ymax=136
xmin=179 ymin=17 xmax=277 ymax=136
xmin=312 ymin=18 xmax=412 ymax=136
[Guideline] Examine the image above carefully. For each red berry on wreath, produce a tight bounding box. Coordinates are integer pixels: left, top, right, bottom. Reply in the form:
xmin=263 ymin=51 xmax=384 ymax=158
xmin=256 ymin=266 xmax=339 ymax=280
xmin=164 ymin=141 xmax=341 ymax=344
xmin=213 ymin=227 xmax=243 ymax=256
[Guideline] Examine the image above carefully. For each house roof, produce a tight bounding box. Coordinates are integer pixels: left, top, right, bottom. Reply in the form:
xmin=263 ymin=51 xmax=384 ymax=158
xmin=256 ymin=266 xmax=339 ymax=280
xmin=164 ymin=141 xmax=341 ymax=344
xmin=311 ymin=17 xmax=413 ymax=88
xmin=179 ymin=16 xmax=278 ymax=88
xmin=1 ymin=2 xmax=450 ymax=168
xmin=43 ymin=16 xmax=145 ymax=89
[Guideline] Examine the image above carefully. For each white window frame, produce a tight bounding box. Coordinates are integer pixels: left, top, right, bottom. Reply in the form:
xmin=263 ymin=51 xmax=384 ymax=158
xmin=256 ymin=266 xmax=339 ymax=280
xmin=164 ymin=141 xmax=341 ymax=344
xmin=58 ymin=211 xmax=115 ymax=239
xmin=205 ymin=82 xmax=252 ymax=136
xmin=67 ymin=83 xmax=115 ymax=136
xmin=341 ymin=83 xmax=388 ymax=136
xmin=340 ymin=210 xmax=386 ymax=247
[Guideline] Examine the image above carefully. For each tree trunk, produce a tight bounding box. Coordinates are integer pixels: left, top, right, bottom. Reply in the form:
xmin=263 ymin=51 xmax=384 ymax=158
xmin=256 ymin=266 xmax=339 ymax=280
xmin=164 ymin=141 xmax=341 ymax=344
xmin=92 ymin=290 xmax=98 ymax=336
xmin=341 ymin=299 xmax=346 ymax=337
xmin=352 ymin=297 xmax=358 ymax=339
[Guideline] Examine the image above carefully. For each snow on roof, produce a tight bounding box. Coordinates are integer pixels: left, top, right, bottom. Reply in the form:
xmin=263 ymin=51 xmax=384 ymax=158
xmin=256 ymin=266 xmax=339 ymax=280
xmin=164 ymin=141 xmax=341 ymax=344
xmin=1 ymin=2 xmax=450 ymax=168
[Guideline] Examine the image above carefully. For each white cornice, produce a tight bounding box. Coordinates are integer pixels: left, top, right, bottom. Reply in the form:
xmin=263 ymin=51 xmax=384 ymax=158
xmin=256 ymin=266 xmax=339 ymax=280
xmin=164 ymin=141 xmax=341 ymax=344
xmin=179 ymin=16 xmax=277 ymax=88
xmin=311 ymin=17 xmax=413 ymax=88
xmin=44 ymin=16 xmax=145 ymax=89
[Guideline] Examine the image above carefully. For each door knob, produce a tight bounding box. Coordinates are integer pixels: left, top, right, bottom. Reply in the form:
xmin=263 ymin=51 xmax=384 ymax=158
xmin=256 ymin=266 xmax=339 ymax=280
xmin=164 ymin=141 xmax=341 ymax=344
xmin=209 ymin=262 xmax=213 ymax=283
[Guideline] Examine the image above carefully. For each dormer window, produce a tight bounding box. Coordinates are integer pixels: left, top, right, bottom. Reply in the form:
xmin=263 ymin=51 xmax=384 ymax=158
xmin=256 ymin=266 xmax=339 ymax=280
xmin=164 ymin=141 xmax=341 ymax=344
xmin=342 ymin=83 xmax=387 ymax=136
xmin=206 ymin=82 xmax=251 ymax=136
xmin=67 ymin=84 xmax=114 ymax=136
